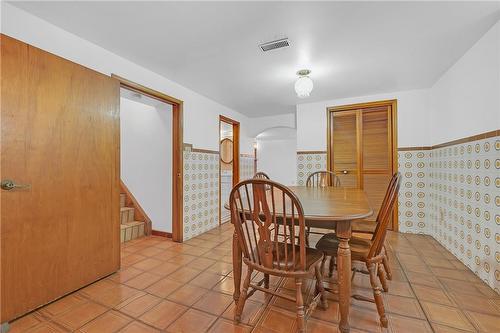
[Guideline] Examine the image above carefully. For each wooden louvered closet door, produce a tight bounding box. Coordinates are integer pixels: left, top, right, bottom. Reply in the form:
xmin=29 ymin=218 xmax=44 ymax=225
xmin=327 ymin=101 xmax=398 ymax=230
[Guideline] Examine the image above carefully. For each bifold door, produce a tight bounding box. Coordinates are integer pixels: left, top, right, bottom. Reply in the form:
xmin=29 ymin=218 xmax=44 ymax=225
xmin=328 ymin=102 xmax=397 ymax=229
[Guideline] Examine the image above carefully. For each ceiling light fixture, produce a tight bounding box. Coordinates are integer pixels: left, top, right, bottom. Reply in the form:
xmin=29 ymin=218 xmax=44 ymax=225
xmin=294 ymin=69 xmax=313 ymax=98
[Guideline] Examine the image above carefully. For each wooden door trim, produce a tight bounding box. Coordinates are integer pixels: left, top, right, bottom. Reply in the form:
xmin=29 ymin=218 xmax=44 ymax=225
xmin=326 ymin=99 xmax=398 ymax=231
xmin=219 ymin=115 xmax=240 ymax=185
xmin=112 ymin=75 xmax=184 ymax=242
xmin=327 ymin=99 xmax=397 ymax=113
xmin=219 ymin=115 xmax=240 ymax=225
xmin=390 ymin=103 xmax=399 ymax=231
xmin=356 ymin=111 xmax=363 ymax=189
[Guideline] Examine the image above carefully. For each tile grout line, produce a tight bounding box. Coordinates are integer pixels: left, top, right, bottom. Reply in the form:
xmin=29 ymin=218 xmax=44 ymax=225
xmin=14 ymin=226 xmax=499 ymax=333
xmin=391 ymin=234 xmax=481 ymax=333
xmin=389 ymin=234 xmax=438 ymax=333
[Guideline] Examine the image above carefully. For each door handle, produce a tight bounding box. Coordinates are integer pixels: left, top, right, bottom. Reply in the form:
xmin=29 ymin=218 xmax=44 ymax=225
xmin=1 ymin=179 xmax=31 ymax=191
xmin=342 ymin=170 xmax=348 ymax=174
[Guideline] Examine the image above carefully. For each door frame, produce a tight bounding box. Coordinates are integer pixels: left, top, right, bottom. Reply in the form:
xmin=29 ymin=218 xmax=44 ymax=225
xmin=219 ymin=115 xmax=240 ymax=225
xmin=326 ymin=99 xmax=398 ymax=231
xmin=112 ymin=75 xmax=184 ymax=242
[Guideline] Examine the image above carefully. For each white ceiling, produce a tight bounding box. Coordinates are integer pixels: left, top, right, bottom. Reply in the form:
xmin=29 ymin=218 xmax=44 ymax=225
xmin=10 ymin=1 xmax=500 ymax=117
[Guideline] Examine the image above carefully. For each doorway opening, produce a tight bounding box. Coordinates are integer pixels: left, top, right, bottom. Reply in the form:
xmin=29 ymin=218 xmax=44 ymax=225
xmin=219 ymin=115 xmax=240 ymax=225
xmin=114 ymin=75 xmax=184 ymax=242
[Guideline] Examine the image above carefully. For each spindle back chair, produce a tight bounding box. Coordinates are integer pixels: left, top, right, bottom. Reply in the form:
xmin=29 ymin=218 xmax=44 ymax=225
xmin=229 ymin=179 xmax=327 ymax=332
xmin=253 ymin=171 xmax=270 ymax=179
xmin=306 ymin=170 xmax=340 ymax=187
xmin=315 ymin=172 xmax=401 ymax=328
xmin=367 ymin=172 xmax=401 ymax=260
xmin=304 ymin=171 xmax=341 ymax=247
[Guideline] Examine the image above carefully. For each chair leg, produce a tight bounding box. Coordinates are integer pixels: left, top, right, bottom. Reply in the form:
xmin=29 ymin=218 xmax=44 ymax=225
xmin=382 ymin=247 xmax=392 ymax=280
xmin=378 ymin=264 xmax=389 ymax=292
xmin=235 ymin=267 xmax=253 ymax=323
xmin=264 ymin=273 xmax=270 ymax=289
xmin=305 ymin=226 xmax=310 ymax=247
xmin=328 ymin=256 xmax=335 ymax=278
xmin=367 ymin=263 xmax=388 ymax=328
xmin=315 ymin=264 xmax=328 ymax=309
xmin=295 ymin=278 xmax=306 ymax=333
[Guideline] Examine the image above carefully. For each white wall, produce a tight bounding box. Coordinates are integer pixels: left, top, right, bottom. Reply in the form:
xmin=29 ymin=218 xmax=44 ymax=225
xmin=249 ymin=113 xmax=296 ymax=137
xmin=256 ymin=127 xmax=297 ymax=185
xmin=429 ymin=20 xmax=500 ymax=145
xmin=120 ymin=98 xmax=172 ymax=232
xmin=1 ymin=3 xmax=254 ymax=154
xmin=257 ymin=139 xmax=297 ymax=186
xmin=296 ymin=89 xmax=431 ymax=150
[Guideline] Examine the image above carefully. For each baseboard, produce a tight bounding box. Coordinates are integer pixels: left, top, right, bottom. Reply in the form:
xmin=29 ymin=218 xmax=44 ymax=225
xmin=152 ymin=230 xmax=172 ymax=238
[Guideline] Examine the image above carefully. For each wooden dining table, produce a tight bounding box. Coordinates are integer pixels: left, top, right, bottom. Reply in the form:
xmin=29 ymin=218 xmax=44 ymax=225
xmin=228 ymin=186 xmax=373 ymax=333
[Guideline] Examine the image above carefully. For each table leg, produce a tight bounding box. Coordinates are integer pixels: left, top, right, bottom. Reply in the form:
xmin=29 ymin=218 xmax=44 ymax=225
xmin=232 ymin=229 xmax=242 ymax=304
xmin=336 ymin=221 xmax=352 ymax=333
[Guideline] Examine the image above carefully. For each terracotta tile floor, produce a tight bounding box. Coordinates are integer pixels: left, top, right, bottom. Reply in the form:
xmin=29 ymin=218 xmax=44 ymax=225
xmin=9 ymin=224 xmax=500 ymax=332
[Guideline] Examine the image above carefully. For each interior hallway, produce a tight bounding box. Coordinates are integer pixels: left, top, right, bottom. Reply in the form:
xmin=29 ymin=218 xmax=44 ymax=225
xmin=9 ymin=224 xmax=500 ymax=333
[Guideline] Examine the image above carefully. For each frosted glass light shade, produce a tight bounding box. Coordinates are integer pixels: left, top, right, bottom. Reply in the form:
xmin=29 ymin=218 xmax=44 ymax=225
xmin=294 ymin=75 xmax=313 ymax=98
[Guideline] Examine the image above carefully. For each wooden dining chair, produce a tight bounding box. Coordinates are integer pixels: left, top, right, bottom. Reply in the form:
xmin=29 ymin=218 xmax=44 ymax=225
xmin=230 ymin=179 xmax=328 ymax=332
xmin=304 ymin=171 xmax=341 ymax=247
xmin=319 ymin=173 xmax=398 ymax=281
xmin=315 ymin=172 xmax=401 ymax=328
xmin=253 ymin=171 xmax=270 ymax=179
xmin=319 ymin=173 xmax=399 ymax=280
xmin=306 ymin=170 xmax=340 ymax=187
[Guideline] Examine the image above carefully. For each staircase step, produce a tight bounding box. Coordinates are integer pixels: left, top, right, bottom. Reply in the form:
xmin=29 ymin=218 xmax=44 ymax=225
xmin=120 ymin=207 xmax=135 ymax=224
xmin=120 ymin=193 xmax=126 ymax=208
xmin=120 ymin=221 xmax=145 ymax=243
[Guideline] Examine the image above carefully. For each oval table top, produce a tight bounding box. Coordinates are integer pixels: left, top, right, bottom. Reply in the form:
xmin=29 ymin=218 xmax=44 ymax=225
xmin=288 ymin=186 xmax=373 ymax=221
xmin=225 ymin=186 xmax=373 ymax=227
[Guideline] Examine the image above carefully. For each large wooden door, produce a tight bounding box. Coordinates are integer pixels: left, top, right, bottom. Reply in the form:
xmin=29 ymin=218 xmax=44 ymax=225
xmin=1 ymin=35 xmax=120 ymax=321
xmin=327 ymin=101 xmax=397 ymax=230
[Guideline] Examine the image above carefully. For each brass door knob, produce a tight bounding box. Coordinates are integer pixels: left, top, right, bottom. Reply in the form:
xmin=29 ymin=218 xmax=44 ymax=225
xmin=1 ymin=179 xmax=31 ymax=191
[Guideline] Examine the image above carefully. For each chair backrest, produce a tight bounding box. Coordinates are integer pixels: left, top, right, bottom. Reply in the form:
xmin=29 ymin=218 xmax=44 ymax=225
xmin=306 ymin=171 xmax=341 ymax=187
xmin=229 ymin=179 xmax=307 ymax=272
xmin=370 ymin=174 xmax=398 ymax=240
xmin=367 ymin=172 xmax=401 ymax=259
xmin=253 ymin=172 xmax=270 ymax=179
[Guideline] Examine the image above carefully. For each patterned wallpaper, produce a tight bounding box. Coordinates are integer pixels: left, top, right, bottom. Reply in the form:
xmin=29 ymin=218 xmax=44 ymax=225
xmin=296 ymin=132 xmax=499 ymax=292
xmin=428 ymin=135 xmax=499 ymax=292
xmin=240 ymin=154 xmax=255 ymax=180
xmin=296 ymin=152 xmax=327 ymax=186
xmin=216 ymin=154 xmax=255 ymax=224
xmin=397 ymin=150 xmax=431 ymax=234
xmin=182 ymin=151 xmax=255 ymax=241
xmin=183 ymin=150 xmax=219 ymax=241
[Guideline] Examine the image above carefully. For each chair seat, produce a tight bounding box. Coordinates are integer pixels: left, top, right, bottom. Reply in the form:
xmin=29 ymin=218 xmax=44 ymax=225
xmin=315 ymin=233 xmax=371 ymax=261
xmin=252 ymin=243 xmax=324 ymax=271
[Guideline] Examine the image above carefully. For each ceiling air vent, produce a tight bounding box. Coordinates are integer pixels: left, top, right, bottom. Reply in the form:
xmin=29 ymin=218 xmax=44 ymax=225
xmin=259 ymin=38 xmax=290 ymax=52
